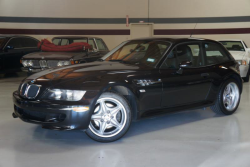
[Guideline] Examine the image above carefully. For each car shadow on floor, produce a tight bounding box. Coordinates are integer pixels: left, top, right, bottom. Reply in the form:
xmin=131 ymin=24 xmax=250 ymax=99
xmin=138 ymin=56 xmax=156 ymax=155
xmin=12 ymin=108 xmax=240 ymax=154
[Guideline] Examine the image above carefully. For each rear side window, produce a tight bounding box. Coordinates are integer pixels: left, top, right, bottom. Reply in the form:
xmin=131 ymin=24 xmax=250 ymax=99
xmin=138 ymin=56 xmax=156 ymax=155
xmin=96 ymin=39 xmax=107 ymax=51
xmin=61 ymin=39 xmax=69 ymax=45
xmin=203 ymin=42 xmax=230 ymax=65
xmin=7 ymin=38 xmax=23 ymax=48
xmin=21 ymin=38 xmax=38 ymax=47
xmin=52 ymin=38 xmax=61 ymax=45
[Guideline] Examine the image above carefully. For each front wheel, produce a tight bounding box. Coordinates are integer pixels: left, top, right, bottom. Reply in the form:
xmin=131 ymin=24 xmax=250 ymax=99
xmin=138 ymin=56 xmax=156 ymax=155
xmin=211 ymin=79 xmax=241 ymax=115
xmin=86 ymin=92 xmax=132 ymax=142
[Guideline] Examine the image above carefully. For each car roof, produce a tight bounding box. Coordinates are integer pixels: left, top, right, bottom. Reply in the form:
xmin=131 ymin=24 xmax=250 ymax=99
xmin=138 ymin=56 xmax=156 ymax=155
xmin=218 ymin=39 xmax=243 ymax=42
xmin=128 ymin=37 xmax=217 ymax=44
xmin=52 ymin=36 xmax=100 ymax=39
xmin=0 ymin=35 xmax=37 ymax=38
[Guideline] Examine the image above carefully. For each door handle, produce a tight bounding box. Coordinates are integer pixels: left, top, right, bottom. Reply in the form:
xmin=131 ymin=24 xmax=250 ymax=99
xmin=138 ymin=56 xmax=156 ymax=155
xmin=201 ymin=73 xmax=209 ymax=77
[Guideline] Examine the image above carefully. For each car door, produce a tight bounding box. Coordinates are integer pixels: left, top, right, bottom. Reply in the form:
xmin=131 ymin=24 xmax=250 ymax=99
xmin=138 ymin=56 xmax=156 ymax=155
xmin=3 ymin=37 xmax=24 ymax=70
xmin=201 ymin=41 xmax=233 ymax=102
xmin=3 ymin=37 xmax=39 ymax=71
xmin=160 ymin=42 xmax=212 ymax=108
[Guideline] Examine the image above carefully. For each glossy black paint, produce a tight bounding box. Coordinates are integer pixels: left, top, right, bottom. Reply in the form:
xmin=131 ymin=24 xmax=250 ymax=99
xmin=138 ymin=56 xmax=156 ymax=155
xmin=12 ymin=38 xmax=242 ymax=130
xmin=0 ymin=35 xmax=39 ymax=73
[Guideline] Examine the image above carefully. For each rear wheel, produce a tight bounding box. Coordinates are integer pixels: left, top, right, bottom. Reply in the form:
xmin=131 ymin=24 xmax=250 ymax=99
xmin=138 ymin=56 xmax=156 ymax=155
xmin=86 ymin=92 xmax=131 ymax=142
xmin=211 ymin=79 xmax=240 ymax=115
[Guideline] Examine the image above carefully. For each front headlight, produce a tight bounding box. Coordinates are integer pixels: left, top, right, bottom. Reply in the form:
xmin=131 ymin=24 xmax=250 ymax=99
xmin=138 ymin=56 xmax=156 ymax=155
xmin=236 ymin=60 xmax=247 ymax=65
xmin=27 ymin=60 xmax=33 ymax=66
xmin=45 ymin=89 xmax=86 ymax=101
xmin=57 ymin=61 xmax=70 ymax=66
xmin=22 ymin=60 xmax=28 ymax=67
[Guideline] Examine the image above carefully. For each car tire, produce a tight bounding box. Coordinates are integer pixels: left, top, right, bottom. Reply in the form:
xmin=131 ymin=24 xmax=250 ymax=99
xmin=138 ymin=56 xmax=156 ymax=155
xmin=210 ymin=79 xmax=241 ymax=115
xmin=86 ymin=92 xmax=132 ymax=142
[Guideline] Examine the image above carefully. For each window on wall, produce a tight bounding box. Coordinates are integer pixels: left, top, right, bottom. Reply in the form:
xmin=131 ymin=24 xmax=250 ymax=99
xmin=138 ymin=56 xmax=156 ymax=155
xmin=203 ymin=42 xmax=230 ymax=65
xmin=161 ymin=43 xmax=202 ymax=69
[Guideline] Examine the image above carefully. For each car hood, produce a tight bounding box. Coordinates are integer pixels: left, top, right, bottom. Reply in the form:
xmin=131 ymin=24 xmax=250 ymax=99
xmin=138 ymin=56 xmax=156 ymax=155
xmin=26 ymin=61 xmax=141 ymax=87
xmin=23 ymin=52 xmax=85 ymax=60
xmin=229 ymin=51 xmax=246 ymax=60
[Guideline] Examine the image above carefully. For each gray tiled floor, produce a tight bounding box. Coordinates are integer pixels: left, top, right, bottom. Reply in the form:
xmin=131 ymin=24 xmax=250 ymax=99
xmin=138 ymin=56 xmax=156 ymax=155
xmin=0 ymin=73 xmax=250 ymax=167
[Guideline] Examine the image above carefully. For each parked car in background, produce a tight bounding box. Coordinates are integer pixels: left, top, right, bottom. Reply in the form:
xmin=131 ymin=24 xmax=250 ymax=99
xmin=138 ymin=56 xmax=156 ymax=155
xmin=218 ymin=40 xmax=250 ymax=82
xmin=21 ymin=36 xmax=109 ymax=74
xmin=0 ymin=35 xmax=39 ymax=73
xmin=13 ymin=38 xmax=242 ymax=142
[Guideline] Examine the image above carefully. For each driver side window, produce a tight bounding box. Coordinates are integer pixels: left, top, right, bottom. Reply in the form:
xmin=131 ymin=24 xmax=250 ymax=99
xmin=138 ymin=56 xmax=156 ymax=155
xmin=161 ymin=43 xmax=203 ymax=69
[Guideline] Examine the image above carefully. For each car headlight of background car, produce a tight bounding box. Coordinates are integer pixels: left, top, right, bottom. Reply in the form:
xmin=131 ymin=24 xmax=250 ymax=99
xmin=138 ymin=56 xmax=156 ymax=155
xmin=44 ymin=89 xmax=86 ymax=101
xmin=236 ymin=60 xmax=247 ymax=65
xmin=22 ymin=60 xmax=33 ymax=67
xmin=57 ymin=61 xmax=71 ymax=66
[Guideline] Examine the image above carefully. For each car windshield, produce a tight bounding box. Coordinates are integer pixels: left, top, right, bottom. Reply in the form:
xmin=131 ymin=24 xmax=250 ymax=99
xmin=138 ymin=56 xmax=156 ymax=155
xmin=104 ymin=40 xmax=170 ymax=67
xmin=219 ymin=41 xmax=245 ymax=51
xmin=0 ymin=37 xmax=6 ymax=48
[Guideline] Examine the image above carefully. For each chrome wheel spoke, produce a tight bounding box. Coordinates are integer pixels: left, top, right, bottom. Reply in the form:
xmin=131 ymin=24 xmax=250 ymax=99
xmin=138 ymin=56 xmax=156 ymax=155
xmin=92 ymin=114 xmax=102 ymax=121
xmin=111 ymin=118 xmax=121 ymax=128
xmin=99 ymin=99 xmax=108 ymax=113
xmin=110 ymin=106 xmax=121 ymax=117
xmin=99 ymin=121 xmax=107 ymax=135
xmin=223 ymin=82 xmax=240 ymax=111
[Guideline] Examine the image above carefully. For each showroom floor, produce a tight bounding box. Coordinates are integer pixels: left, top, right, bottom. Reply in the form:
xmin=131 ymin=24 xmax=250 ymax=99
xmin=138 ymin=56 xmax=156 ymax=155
xmin=0 ymin=73 xmax=250 ymax=167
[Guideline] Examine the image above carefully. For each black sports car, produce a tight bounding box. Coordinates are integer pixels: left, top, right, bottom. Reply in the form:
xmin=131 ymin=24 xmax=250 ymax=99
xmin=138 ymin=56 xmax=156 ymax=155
xmin=12 ymin=38 xmax=242 ymax=142
xmin=0 ymin=35 xmax=39 ymax=73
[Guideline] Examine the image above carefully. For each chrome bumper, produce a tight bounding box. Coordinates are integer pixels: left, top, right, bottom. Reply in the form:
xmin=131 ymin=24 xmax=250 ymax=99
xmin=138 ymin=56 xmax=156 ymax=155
xmin=239 ymin=65 xmax=249 ymax=78
xmin=21 ymin=67 xmax=48 ymax=73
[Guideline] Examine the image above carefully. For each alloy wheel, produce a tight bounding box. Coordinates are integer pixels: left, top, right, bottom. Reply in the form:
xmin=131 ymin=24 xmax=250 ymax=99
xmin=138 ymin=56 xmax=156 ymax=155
xmin=223 ymin=82 xmax=240 ymax=111
xmin=89 ymin=97 xmax=127 ymax=138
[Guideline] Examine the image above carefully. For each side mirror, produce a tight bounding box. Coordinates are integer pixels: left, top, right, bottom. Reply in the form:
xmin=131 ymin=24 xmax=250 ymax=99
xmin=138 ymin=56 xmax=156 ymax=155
xmin=5 ymin=45 xmax=14 ymax=51
xmin=179 ymin=61 xmax=192 ymax=68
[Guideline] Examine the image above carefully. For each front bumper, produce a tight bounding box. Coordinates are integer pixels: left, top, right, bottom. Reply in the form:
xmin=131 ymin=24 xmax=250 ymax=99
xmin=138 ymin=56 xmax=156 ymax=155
xmin=12 ymin=91 xmax=93 ymax=130
xmin=22 ymin=67 xmax=47 ymax=73
xmin=239 ymin=64 xmax=249 ymax=78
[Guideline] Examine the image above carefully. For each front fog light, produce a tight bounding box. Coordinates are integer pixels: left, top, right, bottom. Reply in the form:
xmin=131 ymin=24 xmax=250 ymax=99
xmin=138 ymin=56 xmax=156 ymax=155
xmin=46 ymin=89 xmax=86 ymax=101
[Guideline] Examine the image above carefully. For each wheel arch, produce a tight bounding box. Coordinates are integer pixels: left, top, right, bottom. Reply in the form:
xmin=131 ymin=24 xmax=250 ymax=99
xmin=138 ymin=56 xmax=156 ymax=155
xmin=223 ymin=73 xmax=243 ymax=93
xmin=92 ymin=83 xmax=140 ymax=121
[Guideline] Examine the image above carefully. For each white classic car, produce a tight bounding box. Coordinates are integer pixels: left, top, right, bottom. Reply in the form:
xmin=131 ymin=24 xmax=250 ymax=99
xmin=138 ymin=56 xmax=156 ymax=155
xmin=218 ymin=40 xmax=250 ymax=82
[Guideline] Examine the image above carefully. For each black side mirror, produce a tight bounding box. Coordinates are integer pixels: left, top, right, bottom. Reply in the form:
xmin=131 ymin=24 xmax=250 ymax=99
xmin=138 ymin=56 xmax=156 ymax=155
xmin=5 ymin=45 xmax=14 ymax=51
xmin=176 ymin=61 xmax=192 ymax=74
xmin=179 ymin=61 xmax=192 ymax=68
